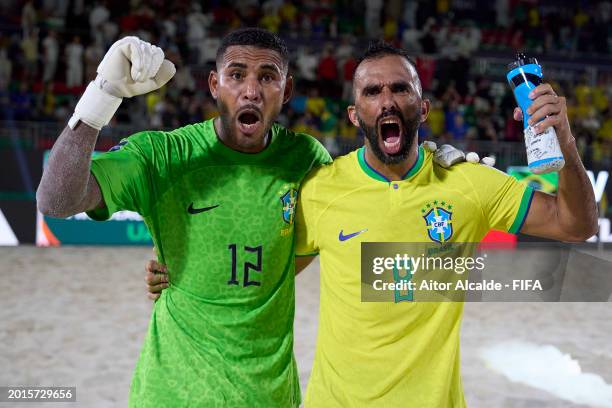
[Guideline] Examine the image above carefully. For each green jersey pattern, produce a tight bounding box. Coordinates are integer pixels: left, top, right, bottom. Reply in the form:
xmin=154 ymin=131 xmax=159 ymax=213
xmin=87 ymin=119 xmax=331 ymax=407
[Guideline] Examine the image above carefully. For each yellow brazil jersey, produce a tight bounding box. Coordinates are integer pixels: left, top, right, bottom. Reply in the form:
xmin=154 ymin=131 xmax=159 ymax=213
xmin=295 ymin=145 xmax=533 ymax=408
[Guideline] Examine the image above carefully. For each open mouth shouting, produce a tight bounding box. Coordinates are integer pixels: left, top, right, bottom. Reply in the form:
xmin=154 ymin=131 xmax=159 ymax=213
xmin=378 ymin=115 xmax=404 ymax=155
xmin=236 ymin=107 xmax=263 ymax=136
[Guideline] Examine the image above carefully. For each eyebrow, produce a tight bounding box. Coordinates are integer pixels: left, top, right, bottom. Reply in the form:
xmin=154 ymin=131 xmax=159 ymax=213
xmin=260 ymin=63 xmax=281 ymax=73
xmin=390 ymin=81 xmax=410 ymax=89
xmin=226 ymin=62 xmax=281 ymax=73
xmin=362 ymin=84 xmax=381 ymax=95
xmin=362 ymin=81 xmax=411 ymax=95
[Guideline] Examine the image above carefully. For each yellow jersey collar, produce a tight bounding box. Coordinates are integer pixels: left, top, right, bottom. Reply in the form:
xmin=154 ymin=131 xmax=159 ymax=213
xmin=357 ymin=145 xmax=424 ymax=183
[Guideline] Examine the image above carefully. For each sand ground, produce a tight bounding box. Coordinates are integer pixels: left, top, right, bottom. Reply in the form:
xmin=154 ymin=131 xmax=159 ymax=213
xmin=1 ymin=246 xmax=611 ymax=407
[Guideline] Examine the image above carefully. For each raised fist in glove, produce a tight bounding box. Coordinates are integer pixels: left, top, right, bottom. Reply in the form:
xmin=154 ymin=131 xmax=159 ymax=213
xmin=69 ymin=36 xmax=176 ymax=130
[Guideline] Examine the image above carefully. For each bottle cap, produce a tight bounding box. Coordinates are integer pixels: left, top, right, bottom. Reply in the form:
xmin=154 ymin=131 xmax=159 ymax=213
xmin=507 ymin=53 xmax=539 ymax=71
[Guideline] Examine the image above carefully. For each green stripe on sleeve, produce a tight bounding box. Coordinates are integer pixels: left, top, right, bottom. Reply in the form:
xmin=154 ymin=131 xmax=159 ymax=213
xmin=296 ymin=252 xmax=319 ymax=257
xmin=508 ymin=186 xmax=534 ymax=234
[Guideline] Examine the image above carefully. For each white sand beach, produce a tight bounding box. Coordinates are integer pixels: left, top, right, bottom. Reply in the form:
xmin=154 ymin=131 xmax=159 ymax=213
xmin=2 ymin=246 xmax=611 ymax=407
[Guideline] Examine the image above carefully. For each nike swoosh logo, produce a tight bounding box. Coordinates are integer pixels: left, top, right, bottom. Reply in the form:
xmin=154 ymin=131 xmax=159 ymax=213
xmin=187 ymin=203 xmax=219 ymax=215
xmin=338 ymin=229 xmax=368 ymax=242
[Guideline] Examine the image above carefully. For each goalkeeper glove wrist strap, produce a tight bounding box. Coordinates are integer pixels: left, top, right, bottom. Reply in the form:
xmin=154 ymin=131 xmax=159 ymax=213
xmin=68 ymin=79 xmax=123 ymax=131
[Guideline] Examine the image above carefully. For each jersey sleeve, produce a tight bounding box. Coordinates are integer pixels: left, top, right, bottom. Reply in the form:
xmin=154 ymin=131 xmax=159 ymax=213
xmin=87 ymin=132 xmax=156 ymax=220
xmin=295 ymin=170 xmax=321 ymax=256
xmin=311 ymin=138 xmax=333 ymax=168
xmin=468 ymin=165 xmax=534 ymax=234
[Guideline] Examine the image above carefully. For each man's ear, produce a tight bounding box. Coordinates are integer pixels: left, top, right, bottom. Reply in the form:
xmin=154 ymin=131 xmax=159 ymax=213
xmin=208 ymin=70 xmax=218 ymax=100
xmin=283 ymin=75 xmax=293 ymax=105
xmin=347 ymin=105 xmax=360 ymax=127
xmin=420 ymin=98 xmax=431 ymax=123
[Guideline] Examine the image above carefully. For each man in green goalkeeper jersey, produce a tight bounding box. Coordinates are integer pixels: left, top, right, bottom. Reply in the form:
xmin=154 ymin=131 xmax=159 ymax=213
xmin=37 ymin=28 xmax=330 ymax=407
xmin=37 ymin=28 xmax=470 ymax=406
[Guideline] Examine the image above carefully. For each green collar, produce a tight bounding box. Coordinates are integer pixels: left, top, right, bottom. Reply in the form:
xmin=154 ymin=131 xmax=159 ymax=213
xmin=357 ymin=145 xmax=424 ymax=183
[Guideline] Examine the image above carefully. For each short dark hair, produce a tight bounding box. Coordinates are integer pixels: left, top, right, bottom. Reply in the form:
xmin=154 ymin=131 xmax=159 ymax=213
xmin=353 ymin=41 xmax=421 ymax=99
xmin=357 ymin=41 xmax=417 ymax=69
xmin=216 ymin=28 xmax=289 ymax=71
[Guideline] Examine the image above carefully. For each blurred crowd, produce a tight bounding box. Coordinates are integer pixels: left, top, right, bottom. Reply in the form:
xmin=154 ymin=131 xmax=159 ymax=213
xmin=0 ymin=0 xmax=610 ymax=167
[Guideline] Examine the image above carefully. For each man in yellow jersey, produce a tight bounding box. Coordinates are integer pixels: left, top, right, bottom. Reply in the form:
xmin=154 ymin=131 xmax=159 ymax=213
xmin=145 ymin=41 xmax=598 ymax=406
xmin=293 ymin=42 xmax=598 ymax=407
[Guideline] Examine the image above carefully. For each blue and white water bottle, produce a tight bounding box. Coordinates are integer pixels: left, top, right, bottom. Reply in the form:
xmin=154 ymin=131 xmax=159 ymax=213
xmin=506 ymin=54 xmax=565 ymax=174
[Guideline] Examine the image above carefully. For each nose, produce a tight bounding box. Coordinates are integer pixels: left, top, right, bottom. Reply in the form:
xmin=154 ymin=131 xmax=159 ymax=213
xmin=379 ymin=87 xmax=397 ymax=114
xmin=242 ymin=75 xmax=262 ymax=103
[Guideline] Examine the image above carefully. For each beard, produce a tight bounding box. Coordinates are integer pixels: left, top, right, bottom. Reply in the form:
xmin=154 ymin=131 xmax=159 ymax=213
xmin=217 ymin=98 xmax=236 ymax=141
xmin=357 ymin=107 xmax=421 ymax=165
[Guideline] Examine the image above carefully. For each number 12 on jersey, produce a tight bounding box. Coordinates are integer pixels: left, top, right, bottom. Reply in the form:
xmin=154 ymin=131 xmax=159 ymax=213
xmin=227 ymin=244 xmax=263 ymax=287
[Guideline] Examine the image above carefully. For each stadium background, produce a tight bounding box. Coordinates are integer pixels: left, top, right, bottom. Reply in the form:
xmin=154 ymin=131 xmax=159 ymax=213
xmin=1 ymin=0 xmax=611 ymax=407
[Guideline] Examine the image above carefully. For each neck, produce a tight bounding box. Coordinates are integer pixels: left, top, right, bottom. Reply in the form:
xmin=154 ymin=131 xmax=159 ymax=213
xmin=363 ymin=139 xmax=419 ymax=181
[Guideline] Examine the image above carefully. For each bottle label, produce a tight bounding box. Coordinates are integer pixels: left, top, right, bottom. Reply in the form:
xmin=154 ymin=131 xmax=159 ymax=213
xmin=524 ymin=125 xmax=565 ymax=172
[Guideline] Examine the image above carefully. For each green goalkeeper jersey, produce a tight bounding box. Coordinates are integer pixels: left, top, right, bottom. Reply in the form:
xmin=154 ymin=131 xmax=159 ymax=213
xmin=87 ymin=119 xmax=331 ymax=407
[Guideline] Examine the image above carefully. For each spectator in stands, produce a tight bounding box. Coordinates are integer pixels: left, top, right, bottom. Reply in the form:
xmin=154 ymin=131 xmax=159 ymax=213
xmin=89 ymin=1 xmax=110 ymax=47
xmin=0 ymin=77 xmax=9 ymax=117
xmin=260 ymin=3 xmax=281 ymax=33
xmin=427 ymin=100 xmax=445 ymax=138
xmin=420 ymin=18 xmax=438 ymax=54
xmin=84 ymin=39 xmax=104 ymax=83
xmin=173 ymin=60 xmax=196 ymax=93
xmin=382 ymin=16 xmax=399 ymax=42
xmin=305 ymin=87 xmax=325 ymax=119
xmin=335 ymin=37 xmax=353 ymax=63
xmin=38 ymin=82 xmax=56 ymax=120
xmin=11 ymin=81 xmax=33 ymax=121
xmin=402 ymin=26 xmax=422 ymax=54
xmin=235 ymin=0 xmax=262 ymax=26
xmin=160 ymin=95 xmax=179 ymax=129
xmin=21 ymin=1 xmax=38 ymax=37
xmin=0 ymin=42 xmax=11 ymax=85
xmin=160 ymin=12 xmax=178 ymax=48
xmin=42 ymin=30 xmax=59 ymax=83
xmin=279 ymin=0 xmax=298 ymax=31
xmin=20 ymin=29 xmax=38 ymax=83
xmin=200 ymin=30 xmax=221 ymax=65
xmin=65 ymin=36 xmax=84 ymax=89
xmin=296 ymin=46 xmax=318 ymax=87
xmin=317 ymin=45 xmax=338 ymax=96
xmin=445 ymin=99 xmax=468 ymax=141
xmin=4 ymin=0 xmax=612 ymax=158
xmin=364 ymin=0 xmax=383 ymax=38
xmin=186 ymin=3 xmax=211 ymax=65
xmin=292 ymin=111 xmax=321 ymax=138
xmin=341 ymin=53 xmax=357 ymax=102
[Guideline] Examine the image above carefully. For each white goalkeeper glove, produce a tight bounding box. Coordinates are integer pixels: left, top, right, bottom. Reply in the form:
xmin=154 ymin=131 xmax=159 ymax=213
xmin=423 ymin=141 xmax=496 ymax=168
xmin=68 ymin=36 xmax=176 ymax=130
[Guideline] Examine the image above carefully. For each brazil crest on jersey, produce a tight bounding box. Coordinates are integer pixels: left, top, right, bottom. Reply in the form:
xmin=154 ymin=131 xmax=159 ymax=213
xmin=88 ymin=119 xmax=331 ymax=407
xmin=295 ymin=145 xmax=533 ymax=408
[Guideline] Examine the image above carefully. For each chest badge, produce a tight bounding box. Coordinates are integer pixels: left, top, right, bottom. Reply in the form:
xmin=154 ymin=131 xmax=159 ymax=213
xmin=280 ymin=189 xmax=298 ymax=224
xmin=422 ymin=200 xmax=454 ymax=243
